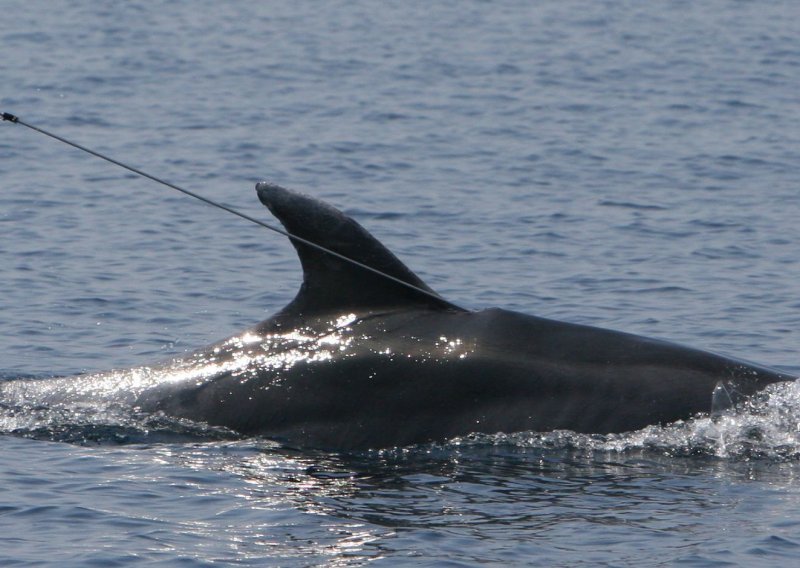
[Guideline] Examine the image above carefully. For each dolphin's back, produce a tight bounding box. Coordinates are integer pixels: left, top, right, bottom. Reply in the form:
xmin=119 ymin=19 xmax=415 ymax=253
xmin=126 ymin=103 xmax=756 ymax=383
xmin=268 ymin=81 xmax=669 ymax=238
xmin=139 ymin=307 xmax=791 ymax=450
xmin=134 ymin=185 xmax=794 ymax=450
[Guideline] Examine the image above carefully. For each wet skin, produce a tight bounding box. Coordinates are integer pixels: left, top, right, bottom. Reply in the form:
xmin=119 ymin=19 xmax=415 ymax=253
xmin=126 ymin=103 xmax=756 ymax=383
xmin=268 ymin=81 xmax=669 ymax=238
xmin=135 ymin=184 xmax=793 ymax=450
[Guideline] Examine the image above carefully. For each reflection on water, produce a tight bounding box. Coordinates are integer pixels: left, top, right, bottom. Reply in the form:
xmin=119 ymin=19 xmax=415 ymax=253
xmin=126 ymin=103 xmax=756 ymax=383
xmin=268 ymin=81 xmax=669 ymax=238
xmin=125 ymin=434 xmax=800 ymax=565
xmin=3 ymin=430 xmax=798 ymax=566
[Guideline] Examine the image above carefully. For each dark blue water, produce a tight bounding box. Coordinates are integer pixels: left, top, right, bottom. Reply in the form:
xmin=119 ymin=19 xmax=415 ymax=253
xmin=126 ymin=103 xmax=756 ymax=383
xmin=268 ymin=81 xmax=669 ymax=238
xmin=2 ymin=1 xmax=800 ymax=565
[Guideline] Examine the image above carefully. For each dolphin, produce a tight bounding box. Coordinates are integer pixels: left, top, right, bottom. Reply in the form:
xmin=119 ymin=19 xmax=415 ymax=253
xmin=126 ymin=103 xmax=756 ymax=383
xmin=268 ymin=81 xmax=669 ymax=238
xmin=124 ymin=183 xmax=791 ymax=450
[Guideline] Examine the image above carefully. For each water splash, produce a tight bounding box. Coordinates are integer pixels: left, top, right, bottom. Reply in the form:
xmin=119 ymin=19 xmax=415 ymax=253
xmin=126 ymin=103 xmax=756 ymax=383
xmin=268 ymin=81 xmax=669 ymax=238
xmin=448 ymin=380 xmax=800 ymax=461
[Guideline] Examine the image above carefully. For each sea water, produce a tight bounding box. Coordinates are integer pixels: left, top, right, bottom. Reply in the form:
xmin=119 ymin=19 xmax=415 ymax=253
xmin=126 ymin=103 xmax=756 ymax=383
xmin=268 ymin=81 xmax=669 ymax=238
xmin=2 ymin=1 xmax=800 ymax=565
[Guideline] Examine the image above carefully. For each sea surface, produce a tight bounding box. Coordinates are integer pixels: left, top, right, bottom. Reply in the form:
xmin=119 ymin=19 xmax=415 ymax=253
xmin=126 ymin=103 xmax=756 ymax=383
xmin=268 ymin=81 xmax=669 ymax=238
xmin=2 ymin=1 xmax=800 ymax=565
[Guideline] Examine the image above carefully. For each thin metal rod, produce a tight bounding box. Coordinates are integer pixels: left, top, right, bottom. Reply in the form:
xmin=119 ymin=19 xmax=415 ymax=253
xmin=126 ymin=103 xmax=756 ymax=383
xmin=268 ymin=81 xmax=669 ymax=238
xmin=2 ymin=111 xmax=460 ymax=310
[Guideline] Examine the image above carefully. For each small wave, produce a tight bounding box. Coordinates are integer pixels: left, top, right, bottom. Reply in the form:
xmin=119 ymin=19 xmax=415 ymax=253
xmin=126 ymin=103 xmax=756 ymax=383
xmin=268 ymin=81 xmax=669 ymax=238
xmin=598 ymin=200 xmax=667 ymax=211
xmin=443 ymin=380 xmax=800 ymax=461
xmin=0 ymin=400 xmax=238 ymax=445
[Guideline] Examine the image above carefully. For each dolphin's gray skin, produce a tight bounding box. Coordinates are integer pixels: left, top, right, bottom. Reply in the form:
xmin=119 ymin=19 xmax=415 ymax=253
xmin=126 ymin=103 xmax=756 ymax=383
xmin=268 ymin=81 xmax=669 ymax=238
xmin=132 ymin=183 xmax=794 ymax=450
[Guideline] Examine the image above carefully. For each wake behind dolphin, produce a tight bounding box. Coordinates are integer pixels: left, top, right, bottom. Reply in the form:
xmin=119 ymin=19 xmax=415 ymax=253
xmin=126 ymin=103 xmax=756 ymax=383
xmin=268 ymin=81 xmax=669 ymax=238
xmin=1 ymin=183 xmax=795 ymax=450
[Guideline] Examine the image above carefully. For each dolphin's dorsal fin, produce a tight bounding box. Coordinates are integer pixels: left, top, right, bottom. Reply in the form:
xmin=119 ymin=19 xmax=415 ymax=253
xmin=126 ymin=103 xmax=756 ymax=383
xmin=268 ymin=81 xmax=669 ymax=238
xmin=256 ymin=183 xmax=463 ymax=316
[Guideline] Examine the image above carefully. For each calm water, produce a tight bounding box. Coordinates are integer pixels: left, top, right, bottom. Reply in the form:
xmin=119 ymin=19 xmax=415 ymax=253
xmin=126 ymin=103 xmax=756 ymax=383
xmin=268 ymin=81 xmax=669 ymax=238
xmin=2 ymin=1 xmax=800 ymax=565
